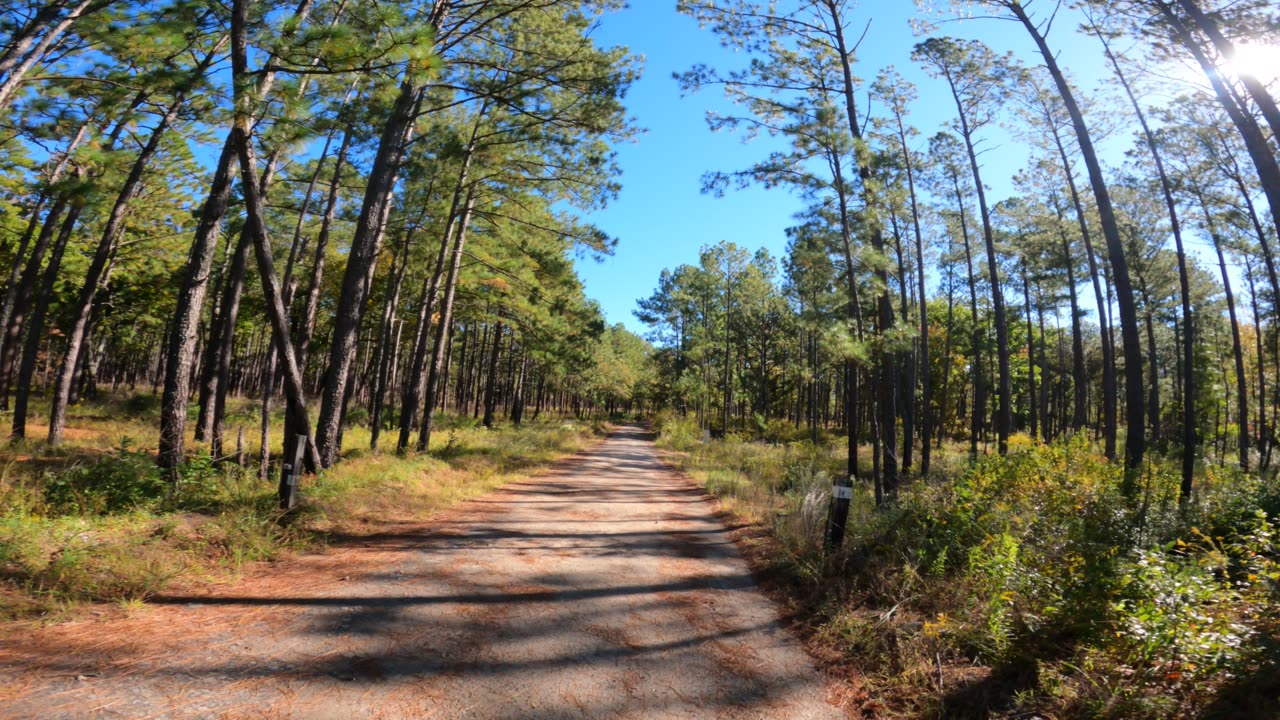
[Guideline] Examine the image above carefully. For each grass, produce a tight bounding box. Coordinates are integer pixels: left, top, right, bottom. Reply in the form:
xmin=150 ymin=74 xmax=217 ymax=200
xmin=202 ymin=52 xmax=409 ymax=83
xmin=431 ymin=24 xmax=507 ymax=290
xmin=653 ymin=411 xmax=1280 ymax=719
xmin=0 ymin=391 xmax=607 ymax=622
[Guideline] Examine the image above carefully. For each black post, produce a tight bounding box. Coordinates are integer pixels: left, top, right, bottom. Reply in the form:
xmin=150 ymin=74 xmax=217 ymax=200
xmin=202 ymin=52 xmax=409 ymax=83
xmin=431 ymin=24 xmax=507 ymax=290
xmin=826 ymin=477 xmax=853 ymax=550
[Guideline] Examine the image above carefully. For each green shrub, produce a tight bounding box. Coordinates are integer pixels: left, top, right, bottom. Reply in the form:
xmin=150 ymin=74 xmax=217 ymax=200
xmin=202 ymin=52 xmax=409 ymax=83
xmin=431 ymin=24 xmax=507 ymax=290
xmin=122 ymin=393 xmax=161 ymax=418
xmin=43 ymin=440 xmax=167 ymax=515
xmin=343 ymin=405 xmax=370 ymax=428
xmin=656 ymin=414 xmax=702 ymax=451
xmin=664 ymin=427 xmax=1280 ymax=717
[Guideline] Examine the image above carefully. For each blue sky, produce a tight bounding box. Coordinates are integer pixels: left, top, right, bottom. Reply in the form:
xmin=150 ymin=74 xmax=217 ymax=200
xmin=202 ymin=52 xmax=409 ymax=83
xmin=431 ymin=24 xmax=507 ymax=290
xmin=575 ymin=2 xmax=1187 ymax=331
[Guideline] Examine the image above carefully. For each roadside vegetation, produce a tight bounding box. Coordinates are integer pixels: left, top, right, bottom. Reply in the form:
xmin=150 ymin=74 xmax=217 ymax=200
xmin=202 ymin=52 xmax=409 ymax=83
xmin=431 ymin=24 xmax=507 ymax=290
xmin=656 ymin=413 xmax=1278 ymax=719
xmin=0 ymin=0 xmax=649 ymax=624
xmin=0 ymin=394 xmax=605 ymax=622
xmin=633 ymin=2 xmax=1280 ymax=716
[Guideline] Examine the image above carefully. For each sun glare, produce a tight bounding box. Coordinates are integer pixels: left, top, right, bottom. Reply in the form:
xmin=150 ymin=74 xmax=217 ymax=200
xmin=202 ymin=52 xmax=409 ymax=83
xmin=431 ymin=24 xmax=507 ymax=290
xmin=1219 ymin=42 xmax=1280 ymax=87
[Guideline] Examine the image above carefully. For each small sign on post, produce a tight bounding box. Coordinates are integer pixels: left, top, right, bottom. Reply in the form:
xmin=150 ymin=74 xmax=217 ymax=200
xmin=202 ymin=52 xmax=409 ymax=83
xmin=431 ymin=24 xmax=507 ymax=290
xmin=826 ymin=475 xmax=855 ymax=551
xmin=278 ymin=433 xmax=307 ymax=510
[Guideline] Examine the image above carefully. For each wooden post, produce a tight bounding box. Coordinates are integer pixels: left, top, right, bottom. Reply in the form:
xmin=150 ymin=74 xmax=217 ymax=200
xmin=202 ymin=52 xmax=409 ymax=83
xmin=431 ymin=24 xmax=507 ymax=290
xmin=236 ymin=426 xmax=245 ymax=467
xmin=278 ymin=432 xmax=305 ymax=510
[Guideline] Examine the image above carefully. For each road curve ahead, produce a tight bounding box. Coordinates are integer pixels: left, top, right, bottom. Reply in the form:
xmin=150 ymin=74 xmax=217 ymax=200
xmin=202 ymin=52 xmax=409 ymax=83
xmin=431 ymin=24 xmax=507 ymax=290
xmin=0 ymin=426 xmax=843 ymax=719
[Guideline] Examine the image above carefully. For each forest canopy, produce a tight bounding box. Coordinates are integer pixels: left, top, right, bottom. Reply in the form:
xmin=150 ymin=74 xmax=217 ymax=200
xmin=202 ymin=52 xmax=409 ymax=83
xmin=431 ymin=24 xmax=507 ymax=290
xmin=0 ymin=0 xmax=653 ymax=503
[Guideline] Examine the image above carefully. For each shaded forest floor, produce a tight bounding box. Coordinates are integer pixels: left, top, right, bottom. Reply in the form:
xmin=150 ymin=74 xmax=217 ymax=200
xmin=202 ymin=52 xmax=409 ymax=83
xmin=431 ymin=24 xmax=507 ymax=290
xmin=0 ymin=391 xmax=609 ymax=623
xmin=654 ymin=414 xmax=1280 ymax=719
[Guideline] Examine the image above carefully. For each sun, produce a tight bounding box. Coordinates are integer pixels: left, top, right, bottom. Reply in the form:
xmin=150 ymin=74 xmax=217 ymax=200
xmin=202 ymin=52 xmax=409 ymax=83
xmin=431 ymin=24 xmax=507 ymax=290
xmin=1218 ymin=42 xmax=1280 ymax=87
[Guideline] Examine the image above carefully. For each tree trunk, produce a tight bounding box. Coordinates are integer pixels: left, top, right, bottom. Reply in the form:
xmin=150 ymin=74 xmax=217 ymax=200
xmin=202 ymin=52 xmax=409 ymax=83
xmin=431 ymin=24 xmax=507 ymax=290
xmin=895 ymin=110 xmax=931 ymax=471
xmin=938 ymin=240 xmax=957 ymax=448
xmin=396 ymin=123 xmax=481 ymax=449
xmin=1095 ymin=25 xmax=1197 ymax=500
xmin=1245 ymin=257 xmax=1269 ymax=468
xmin=11 ymin=203 xmax=80 ymax=438
xmin=1051 ymin=128 xmax=1116 ymax=457
xmin=947 ymin=72 xmax=1011 ymax=455
xmin=1012 ymin=3 xmax=1145 ymax=484
xmin=157 ymin=0 xmax=314 ymax=472
xmin=417 ymin=190 xmax=477 ymax=452
xmin=955 ymin=170 xmax=983 ymax=460
xmin=1139 ymin=283 xmax=1160 ymax=440
xmin=369 ymin=235 xmax=409 ymax=449
xmin=228 ymin=0 xmax=320 ymax=478
xmin=482 ymin=322 xmax=504 ymax=429
xmin=297 ymin=124 xmax=353 ymax=367
xmin=1023 ymin=260 xmax=1037 ymax=440
xmin=50 ymin=53 xmax=221 ymax=445
xmin=0 ymin=122 xmax=87 ymax=381
xmin=207 ymin=231 xmax=251 ymax=457
xmin=890 ymin=215 xmax=915 ymax=471
xmin=1046 ymin=195 xmax=1087 ymax=436
xmin=0 ymin=194 xmax=69 ymax=407
xmin=511 ymin=353 xmax=528 ymax=425
xmin=1198 ymin=191 xmax=1250 ymax=470
xmin=314 ymin=77 xmax=423 ymax=467
xmin=827 ymin=0 xmax=894 ymax=523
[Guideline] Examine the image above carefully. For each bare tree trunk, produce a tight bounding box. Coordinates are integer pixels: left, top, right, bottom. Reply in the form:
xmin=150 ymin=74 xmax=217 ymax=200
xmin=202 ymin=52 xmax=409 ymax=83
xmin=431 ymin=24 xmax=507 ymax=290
xmin=228 ymin=0 xmax=320 ymax=478
xmin=947 ymin=72 xmax=1011 ymax=455
xmin=1023 ymin=260 xmax=1037 ymax=440
xmin=938 ymin=239 xmax=957 ymax=448
xmin=827 ymin=0 xmax=894 ymax=523
xmin=1139 ymin=282 xmax=1160 ymax=440
xmin=482 ymin=322 xmax=504 ymax=429
xmin=11 ymin=202 xmax=80 ymax=438
xmin=50 ymin=53 xmax=222 ymax=445
xmin=297 ymin=125 xmax=353 ymax=367
xmin=206 ymin=231 xmax=251 ymax=457
xmin=1245 ymin=257 xmax=1269 ymax=468
xmin=1095 ymin=23 xmax=1197 ymax=500
xmin=369 ymin=235 xmax=409 ymax=449
xmin=0 ymin=194 xmax=69 ymax=408
xmin=1051 ymin=129 xmax=1115 ymax=457
xmin=417 ymin=190 xmax=477 ymax=452
xmin=0 ymin=122 xmax=87 ymax=380
xmin=1012 ymin=3 xmax=1145 ymax=484
xmin=955 ymin=170 xmax=983 ymax=460
xmin=315 ymin=78 xmax=423 ymax=467
xmin=511 ymin=352 xmax=528 ymax=425
xmin=895 ymin=108 xmax=931 ymax=471
xmin=1049 ymin=192 xmax=1088 ymax=433
xmin=157 ymin=0 xmax=313 ymax=472
xmin=1197 ymin=190 xmax=1250 ymax=470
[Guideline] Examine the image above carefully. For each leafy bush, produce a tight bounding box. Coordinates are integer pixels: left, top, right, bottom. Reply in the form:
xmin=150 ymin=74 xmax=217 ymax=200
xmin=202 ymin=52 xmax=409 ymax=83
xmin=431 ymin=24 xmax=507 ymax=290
xmin=343 ymin=405 xmax=370 ymax=428
xmin=40 ymin=440 xmax=237 ymax=516
xmin=122 ymin=392 xmax=161 ymax=418
xmin=655 ymin=414 xmax=702 ymax=451
xmin=43 ymin=440 xmax=167 ymax=515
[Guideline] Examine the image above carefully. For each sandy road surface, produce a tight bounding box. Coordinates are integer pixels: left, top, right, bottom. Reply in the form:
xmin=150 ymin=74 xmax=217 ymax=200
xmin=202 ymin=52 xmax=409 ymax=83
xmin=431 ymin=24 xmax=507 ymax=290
xmin=0 ymin=426 xmax=843 ymax=719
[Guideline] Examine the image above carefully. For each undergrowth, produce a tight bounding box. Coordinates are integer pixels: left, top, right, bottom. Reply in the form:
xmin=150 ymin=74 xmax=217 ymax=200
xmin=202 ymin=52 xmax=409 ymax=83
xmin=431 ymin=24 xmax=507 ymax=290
xmin=653 ymin=411 xmax=1280 ymax=719
xmin=0 ymin=395 xmax=605 ymax=622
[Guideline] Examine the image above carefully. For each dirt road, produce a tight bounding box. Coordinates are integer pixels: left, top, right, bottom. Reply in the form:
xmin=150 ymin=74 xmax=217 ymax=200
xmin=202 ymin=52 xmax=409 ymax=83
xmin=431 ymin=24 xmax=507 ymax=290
xmin=0 ymin=427 xmax=843 ymax=719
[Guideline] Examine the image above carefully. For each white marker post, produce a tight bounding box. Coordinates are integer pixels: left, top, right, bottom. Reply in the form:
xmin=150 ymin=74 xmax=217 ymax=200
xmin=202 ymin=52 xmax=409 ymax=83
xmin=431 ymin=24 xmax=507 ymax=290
xmin=278 ymin=433 xmax=306 ymax=510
